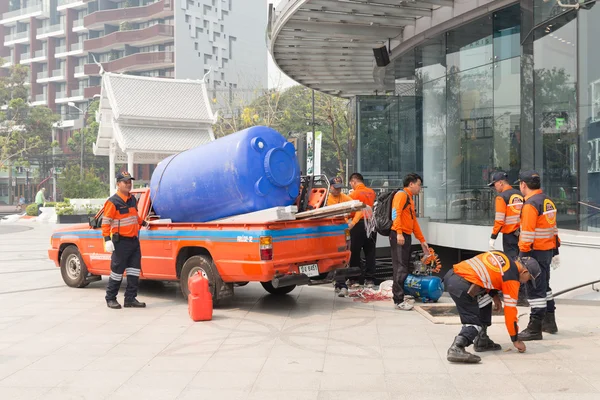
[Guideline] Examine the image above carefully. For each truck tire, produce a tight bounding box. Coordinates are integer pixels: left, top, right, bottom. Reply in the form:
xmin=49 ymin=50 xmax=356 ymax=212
xmin=60 ymin=246 xmax=90 ymax=288
xmin=180 ymin=255 xmax=221 ymax=304
xmin=261 ymin=281 xmax=296 ymax=295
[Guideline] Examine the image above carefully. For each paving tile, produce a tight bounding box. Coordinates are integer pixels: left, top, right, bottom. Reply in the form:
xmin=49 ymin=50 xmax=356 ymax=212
xmin=514 ymin=373 xmax=599 ymax=394
xmin=140 ymin=355 xmax=210 ymax=372
xmin=83 ymin=355 xmax=152 ymax=372
xmin=319 ymin=373 xmax=386 ymax=391
xmin=248 ymin=390 xmax=319 ymax=400
xmin=176 ymin=388 xmax=249 ymax=400
xmin=201 ymin=356 xmax=267 ymax=372
xmin=0 ymin=387 xmax=51 ymax=400
xmin=319 ymin=391 xmax=390 ymax=400
xmin=452 ymin=373 xmax=529 ymax=395
xmin=187 ymin=371 xmax=259 ymax=391
xmin=386 ymin=373 xmax=459 ymax=397
xmin=0 ymin=368 xmax=66 ymax=388
xmin=254 ymin=371 xmax=323 ymax=391
xmin=323 ymin=355 xmax=385 ymax=374
xmin=26 ymin=355 xmax=97 ymax=371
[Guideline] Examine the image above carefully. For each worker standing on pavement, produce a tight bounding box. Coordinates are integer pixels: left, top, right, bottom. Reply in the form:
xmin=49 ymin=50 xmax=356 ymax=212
xmin=443 ymin=251 xmax=540 ymax=363
xmin=102 ymin=171 xmax=148 ymax=309
xmin=390 ymin=173 xmax=429 ymax=311
xmin=35 ymin=187 xmax=46 ymax=216
xmin=487 ymin=171 xmax=528 ymax=306
xmin=516 ymin=170 xmax=561 ymax=340
xmin=348 ymin=173 xmax=377 ymax=288
xmin=327 ymin=177 xmax=354 ymax=297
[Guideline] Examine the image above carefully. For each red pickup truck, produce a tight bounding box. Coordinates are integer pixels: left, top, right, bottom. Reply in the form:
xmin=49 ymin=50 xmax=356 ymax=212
xmin=48 ymin=188 xmax=355 ymax=303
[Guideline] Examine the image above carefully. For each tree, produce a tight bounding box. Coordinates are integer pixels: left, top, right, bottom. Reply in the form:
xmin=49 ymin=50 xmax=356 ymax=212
xmin=213 ymin=85 xmax=355 ymax=179
xmin=0 ymin=61 xmax=60 ymax=203
xmin=58 ymin=164 xmax=109 ymax=199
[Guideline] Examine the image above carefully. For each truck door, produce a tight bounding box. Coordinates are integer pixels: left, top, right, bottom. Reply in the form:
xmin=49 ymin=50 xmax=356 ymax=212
xmin=86 ymin=210 xmax=112 ymax=274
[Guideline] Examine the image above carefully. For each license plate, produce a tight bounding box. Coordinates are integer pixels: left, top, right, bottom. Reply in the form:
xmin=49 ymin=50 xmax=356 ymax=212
xmin=299 ymin=263 xmax=319 ymax=277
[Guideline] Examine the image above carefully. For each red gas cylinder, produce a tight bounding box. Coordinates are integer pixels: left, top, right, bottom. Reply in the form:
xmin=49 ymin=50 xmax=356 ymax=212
xmin=188 ymin=271 xmax=213 ymax=321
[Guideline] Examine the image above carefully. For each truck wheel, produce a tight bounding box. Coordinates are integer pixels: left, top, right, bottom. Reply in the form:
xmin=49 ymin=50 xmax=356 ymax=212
xmin=60 ymin=246 xmax=90 ymax=288
xmin=261 ymin=281 xmax=296 ymax=295
xmin=180 ymin=255 xmax=220 ymax=303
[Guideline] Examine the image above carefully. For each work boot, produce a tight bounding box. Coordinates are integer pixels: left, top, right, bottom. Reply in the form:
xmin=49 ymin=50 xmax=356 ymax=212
xmin=447 ymin=336 xmax=481 ymax=363
xmin=518 ymin=318 xmax=543 ymax=341
xmin=106 ymin=299 xmax=121 ymax=309
xmin=542 ymin=313 xmax=558 ymax=334
xmin=474 ymin=326 xmax=502 ymax=352
xmin=124 ymin=298 xmax=146 ymax=308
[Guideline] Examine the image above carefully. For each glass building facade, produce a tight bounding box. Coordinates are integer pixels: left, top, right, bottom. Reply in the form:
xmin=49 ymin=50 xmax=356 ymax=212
xmin=356 ymin=1 xmax=599 ymax=232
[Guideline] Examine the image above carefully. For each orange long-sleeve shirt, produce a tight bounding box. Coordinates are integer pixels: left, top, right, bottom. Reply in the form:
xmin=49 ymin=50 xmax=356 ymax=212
xmin=326 ymin=192 xmax=353 ymax=206
xmin=349 ymin=183 xmax=376 ymax=225
xmin=518 ymin=189 xmax=560 ymax=254
xmin=391 ymin=189 xmax=425 ymax=242
xmin=101 ymin=192 xmax=143 ymax=239
xmin=454 ymin=251 xmax=521 ymax=341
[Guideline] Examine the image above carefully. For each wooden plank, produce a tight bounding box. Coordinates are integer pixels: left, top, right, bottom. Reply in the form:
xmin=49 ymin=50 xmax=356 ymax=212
xmin=295 ymin=200 xmax=365 ymax=220
xmin=215 ymin=205 xmax=298 ymax=223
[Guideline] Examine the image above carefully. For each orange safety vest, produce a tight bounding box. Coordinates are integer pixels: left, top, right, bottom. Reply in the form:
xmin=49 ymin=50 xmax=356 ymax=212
xmin=518 ymin=190 xmax=560 ymax=254
xmin=454 ymin=251 xmax=521 ymax=340
xmin=349 ymin=183 xmax=376 ymax=225
xmin=491 ymin=187 xmax=523 ymax=239
xmin=102 ymin=192 xmax=142 ymax=239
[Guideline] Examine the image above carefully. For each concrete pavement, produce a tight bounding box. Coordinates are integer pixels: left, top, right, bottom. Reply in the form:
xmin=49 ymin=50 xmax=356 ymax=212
xmin=1 ymin=221 xmax=600 ymax=399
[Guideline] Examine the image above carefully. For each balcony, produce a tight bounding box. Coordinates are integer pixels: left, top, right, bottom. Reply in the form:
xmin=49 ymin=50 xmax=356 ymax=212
xmin=70 ymin=88 xmax=83 ymax=97
xmin=70 ymin=42 xmax=83 ymax=51
xmin=37 ymin=23 xmax=65 ymax=39
xmin=84 ymin=0 xmax=173 ymax=30
xmin=4 ymin=31 xmax=29 ymax=45
xmin=33 ymin=49 xmax=46 ymax=59
xmin=38 ymin=68 xmax=65 ymax=83
xmin=74 ymin=65 xmax=85 ymax=76
xmin=56 ymin=91 xmax=67 ymax=100
xmin=84 ymin=51 xmax=174 ymax=75
xmin=84 ymin=24 xmax=174 ymax=53
xmin=55 ymin=45 xmax=67 ymax=54
xmin=31 ymin=93 xmax=47 ymax=105
xmin=1 ymin=4 xmax=45 ymax=25
xmin=84 ymin=85 xmax=101 ymax=98
xmin=57 ymin=0 xmax=89 ymax=11
xmin=72 ymin=19 xmax=86 ymax=32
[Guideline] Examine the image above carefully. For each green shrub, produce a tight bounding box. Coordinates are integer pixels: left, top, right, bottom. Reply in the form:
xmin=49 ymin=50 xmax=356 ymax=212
xmin=56 ymin=201 xmax=75 ymax=216
xmin=26 ymin=203 xmax=38 ymax=216
xmin=45 ymin=202 xmax=56 ymax=207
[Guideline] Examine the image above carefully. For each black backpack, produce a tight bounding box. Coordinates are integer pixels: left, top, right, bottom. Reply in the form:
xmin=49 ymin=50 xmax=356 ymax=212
xmin=374 ymin=189 xmax=411 ymax=236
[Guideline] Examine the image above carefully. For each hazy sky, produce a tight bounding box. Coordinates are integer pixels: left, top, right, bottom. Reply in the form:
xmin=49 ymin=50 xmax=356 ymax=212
xmin=267 ymin=0 xmax=298 ymax=89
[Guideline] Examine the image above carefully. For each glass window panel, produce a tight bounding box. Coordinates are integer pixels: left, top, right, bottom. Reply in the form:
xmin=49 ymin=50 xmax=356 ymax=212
xmin=446 ymin=16 xmax=493 ymax=73
xmin=415 ymin=36 xmax=446 ymax=83
xmin=533 ymin=16 xmax=578 ymax=229
xmin=447 ymin=64 xmax=494 ymax=224
xmin=493 ymin=5 xmax=520 ymax=61
xmin=421 ymin=76 xmax=447 ymax=221
xmin=578 ymin=5 xmax=600 ymax=231
xmin=494 ymin=57 xmax=521 ymax=183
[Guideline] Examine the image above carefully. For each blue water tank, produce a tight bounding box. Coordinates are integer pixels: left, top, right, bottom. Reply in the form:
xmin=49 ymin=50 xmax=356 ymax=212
xmin=404 ymin=275 xmax=444 ymax=303
xmin=150 ymin=126 xmax=301 ymax=223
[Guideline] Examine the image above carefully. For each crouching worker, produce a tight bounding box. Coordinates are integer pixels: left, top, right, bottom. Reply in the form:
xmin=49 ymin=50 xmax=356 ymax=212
xmin=443 ymin=251 xmax=541 ymax=363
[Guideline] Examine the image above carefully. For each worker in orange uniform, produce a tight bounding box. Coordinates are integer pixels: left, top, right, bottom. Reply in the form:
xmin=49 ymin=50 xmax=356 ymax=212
xmin=443 ymin=251 xmax=540 ymax=363
xmin=327 ymin=177 xmax=354 ymax=297
xmin=487 ymin=171 xmax=528 ymax=306
xmin=516 ymin=170 xmax=560 ymax=340
xmin=102 ymin=171 xmax=148 ymax=309
xmin=390 ymin=173 xmax=429 ymax=311
xmin=348 ymin=173 xmax=377 ymax=288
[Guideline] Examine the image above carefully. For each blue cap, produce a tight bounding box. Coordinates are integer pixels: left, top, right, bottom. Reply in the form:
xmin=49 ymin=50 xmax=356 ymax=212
xmin=329 ymin=176 xmax=343 ymax=189
xmin=515 ymin=170 xmax=540 ymax=185
xmin=488 ymin=171 xmax=508 ymax=187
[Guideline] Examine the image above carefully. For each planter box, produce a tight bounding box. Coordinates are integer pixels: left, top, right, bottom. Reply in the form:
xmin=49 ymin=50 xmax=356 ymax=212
xmin=57 ymin=214 xmax=93 ymax=224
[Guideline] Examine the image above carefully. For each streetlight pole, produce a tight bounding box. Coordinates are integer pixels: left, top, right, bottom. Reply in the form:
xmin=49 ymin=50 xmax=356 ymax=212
xmin=67 ymin=102 xmax=85 ymax=181
xmin=311 ymin=89 xmax=315 ymax=177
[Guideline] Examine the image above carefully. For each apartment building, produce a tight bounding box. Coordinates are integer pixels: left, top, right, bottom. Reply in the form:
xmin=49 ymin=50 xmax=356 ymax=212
xmin=0 ymin=0 xmax=268 ymax=201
